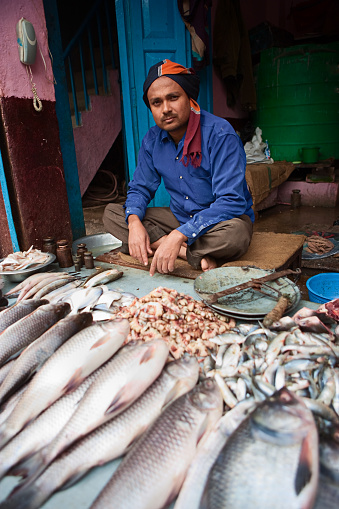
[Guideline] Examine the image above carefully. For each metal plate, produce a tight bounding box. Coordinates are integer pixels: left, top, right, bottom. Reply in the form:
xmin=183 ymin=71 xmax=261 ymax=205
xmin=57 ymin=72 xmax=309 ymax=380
xmin=72 ymin=233 xmax=122 ymax=258
xmin=0 ymin=253 xmax=56 ymax=282
xmin=194 ymin=266 xmax=300 ymax=318
xmin=302 ymin=238 xmax=339 ymax=260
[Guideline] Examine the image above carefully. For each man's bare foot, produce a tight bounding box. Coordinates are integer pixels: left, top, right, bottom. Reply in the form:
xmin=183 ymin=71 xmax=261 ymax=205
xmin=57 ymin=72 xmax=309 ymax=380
xmin=201 ymin=256 xmax=217 ymax=272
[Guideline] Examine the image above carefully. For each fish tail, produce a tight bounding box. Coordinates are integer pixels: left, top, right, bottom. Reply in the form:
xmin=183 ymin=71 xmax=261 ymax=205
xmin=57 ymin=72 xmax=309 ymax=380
xmin=1 ymin=485 xmax=45 ymax=509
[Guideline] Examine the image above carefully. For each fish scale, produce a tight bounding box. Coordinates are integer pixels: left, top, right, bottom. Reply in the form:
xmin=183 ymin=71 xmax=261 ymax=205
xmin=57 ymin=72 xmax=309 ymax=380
xmin=90 ymin=379 xmax=223 ymax=509
xmin=0 ymin=360 xmax=112 ymax=482
xmin=3 ymin=357 xmax=200 ymax=508
xmin=0 ymin=319 xmax=130 ymax=449
xmin=0 ymin=303 xmax=70 ymax=368
xmin=0 ymin=312 xmax=93 ymax=406
xmin=204 ymin=389 xmax=319 ymax=509
xmin=0 ymin=300 xmax=49 ymax=334
xmin=36 ymin=339 xmax=169 ymax=471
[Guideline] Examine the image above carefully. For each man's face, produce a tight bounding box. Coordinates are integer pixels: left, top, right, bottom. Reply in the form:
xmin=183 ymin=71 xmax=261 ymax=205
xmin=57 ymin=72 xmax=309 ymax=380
xmin=147 ymin=76 xmax=191 ymax=144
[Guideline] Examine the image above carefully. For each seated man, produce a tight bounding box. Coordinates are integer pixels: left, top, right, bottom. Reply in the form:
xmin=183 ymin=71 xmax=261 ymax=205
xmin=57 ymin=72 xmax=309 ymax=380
xmin=103 ymin=59 xmax=254 ymax=276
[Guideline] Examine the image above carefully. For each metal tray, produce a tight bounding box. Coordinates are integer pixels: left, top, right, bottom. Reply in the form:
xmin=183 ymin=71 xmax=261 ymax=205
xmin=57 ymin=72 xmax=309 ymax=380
xmin=194 ymin=266 xmax=300 ymax=319
xmin=72 ymin=233 xmax=122 ymax=258
xmin=0 ymin=253 xmax=56 ymax=282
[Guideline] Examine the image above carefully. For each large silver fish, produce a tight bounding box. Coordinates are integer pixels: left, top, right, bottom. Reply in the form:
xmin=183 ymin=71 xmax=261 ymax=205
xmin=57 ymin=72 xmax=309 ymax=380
xmin=0 ymin=361 xmax=16 ymax=386
xmin=0 ymin=319 xmax=130 ymax=448
xmin=33 ymin=338 xmax=170 ymax=473
xmin=313 ymin=435 xmax=339 ymax=509
xmin=90 ymin=379 xmax=223 ymax=509
xmin=0 ymin=299 xmax=49 ymax=334
xmin=174 ymin=398 xmax=256 ymax=509
xmin=203 ymin=388 xmax=319 ymax=509
xmin=0 ymin=360 xmax=115 ymax=482
xmin=0 ymin=312 xmax=93 ymax=406
xmin=0 ymin=384 xmax=28 ymax=426
xmin=0 ymin=302 xmax=71 ymax=368
xmin=4 ymin=356 xmax=200 ymax=508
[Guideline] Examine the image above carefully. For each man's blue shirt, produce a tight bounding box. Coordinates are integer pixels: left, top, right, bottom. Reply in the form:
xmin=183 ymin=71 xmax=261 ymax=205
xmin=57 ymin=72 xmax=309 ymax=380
xmin=124 ymin=110 xmax=254 ymax=246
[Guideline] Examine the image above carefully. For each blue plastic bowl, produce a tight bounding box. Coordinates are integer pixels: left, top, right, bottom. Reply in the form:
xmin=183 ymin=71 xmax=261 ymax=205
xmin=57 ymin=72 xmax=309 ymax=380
xmin=306 ymin=273 xmax=339 ymax=304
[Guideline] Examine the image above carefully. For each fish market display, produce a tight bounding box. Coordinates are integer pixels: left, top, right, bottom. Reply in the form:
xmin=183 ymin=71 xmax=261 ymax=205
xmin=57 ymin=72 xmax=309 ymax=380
xmin=0 ymin=247 xmax=49 ymax=272
xmin=174 ymin=398 xmax=256 ymax=509
xmin=33 ymin=339 xmax=169 ymax=473
xmin=0 ymin=361 xmax=116 ymax=482
xmin=203 ymin=388 xmax=319 ymax=509
xmin=4 ymin=357 xmax=199 ymax=508
xmin=0 ymin=299 xmax=49 ymax=333
xmin=0 ymin=319 xmax=130 ymax=448
xmin=0 ymin=312 xmax=93 ymax=406
xmin=90 ymin=379 xmax=223 ymax=509
xmin=0 ymin=302 xmax=71 ymax=368
xmin=0 ymin=263 xmax=338 ymax=509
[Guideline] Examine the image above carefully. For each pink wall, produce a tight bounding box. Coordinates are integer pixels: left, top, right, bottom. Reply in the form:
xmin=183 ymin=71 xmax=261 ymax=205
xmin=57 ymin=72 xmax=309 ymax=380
xmin=74 ymin=70 xmax=122 ymax=196
xmin=0 ymin=0 xmax=54 ymax=101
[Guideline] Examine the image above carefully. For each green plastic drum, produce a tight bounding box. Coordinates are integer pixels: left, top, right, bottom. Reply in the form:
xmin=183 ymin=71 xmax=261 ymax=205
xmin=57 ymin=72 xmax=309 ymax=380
xmin=254 ymin=42 xmax=339 ymax=162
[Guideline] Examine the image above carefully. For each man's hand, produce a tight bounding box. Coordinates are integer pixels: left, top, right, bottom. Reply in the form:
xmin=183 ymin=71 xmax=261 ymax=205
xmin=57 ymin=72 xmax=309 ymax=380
xmin=128 ymin=215 xmax=153 ymax=266
xmin=150 ymin=230 xmax=187 ymax=276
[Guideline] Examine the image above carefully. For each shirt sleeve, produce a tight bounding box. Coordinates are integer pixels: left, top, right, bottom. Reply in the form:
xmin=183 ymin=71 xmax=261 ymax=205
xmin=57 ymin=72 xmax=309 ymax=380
xmin=176 ymin=132 xmax=253 ymax=245
xmin=124 ymin=135 xmax=161 ymax=222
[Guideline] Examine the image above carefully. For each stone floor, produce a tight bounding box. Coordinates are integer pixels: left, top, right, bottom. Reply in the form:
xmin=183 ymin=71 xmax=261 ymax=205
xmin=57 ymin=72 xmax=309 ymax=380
xmin=83 ymin=200 xmax=339 ymax=300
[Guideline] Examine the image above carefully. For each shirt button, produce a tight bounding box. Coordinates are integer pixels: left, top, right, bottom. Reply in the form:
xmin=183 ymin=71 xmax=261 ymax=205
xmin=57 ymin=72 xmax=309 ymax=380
xmin=190 ymin=215 xmax=193 ymax=218
xmin=126 ymin=210 xmax=130 ymax=213
xmin=192 ymin=233 xmax=196 ymax=237
xmin=176 ymin=156 xmax=179 ymax=160
xmin=179 ymin=176 xmax=183 ymax=179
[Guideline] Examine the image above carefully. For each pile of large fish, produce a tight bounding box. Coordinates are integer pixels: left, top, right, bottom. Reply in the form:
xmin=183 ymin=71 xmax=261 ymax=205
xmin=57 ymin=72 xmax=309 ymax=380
xmin=0 ymin=271 xmax=338 ymax=508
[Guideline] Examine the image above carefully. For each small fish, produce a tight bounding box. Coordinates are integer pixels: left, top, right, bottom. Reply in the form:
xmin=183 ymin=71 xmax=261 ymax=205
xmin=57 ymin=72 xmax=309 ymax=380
xmin=0 ymin=312 xmax=93 ymax=406
xmin=65 ymin=287 xmax=103 ymax=314
xmin=265 ymin=331 xmax=290 ymax=366
xmin=0 ymin=299 xmax=49 ymax=334
xmin=4 ymin=272 xmax=68 ymax=297
xmin=90 ymin=379 xmax=223 ymax=509
xmin=18 ymin=275 xmax=73 ymax=302
xmin=209 ymin=332 xmax=246 ymax=346
xmin=83 ymin=269 xmax=123 ymax=288
xmin=207 ymin=344 xmax=241 ymax=378
xmin=43 ymin=280 xmax=83 ymax=303
xmin=0 ymin=302 xmax=71 ymax=368
xmin=32 ymin=277 xmax=76 ymax=300
xmin=0 ymin=319 xmax=130 ymax=449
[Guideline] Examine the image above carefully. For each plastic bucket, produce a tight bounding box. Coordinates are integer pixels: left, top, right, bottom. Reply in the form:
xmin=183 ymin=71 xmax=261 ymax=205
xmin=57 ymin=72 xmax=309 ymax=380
xmin=255 ymin=42 xmax=339 ymax=162
xmin=306 ymin=273 xmax=339 ymax=304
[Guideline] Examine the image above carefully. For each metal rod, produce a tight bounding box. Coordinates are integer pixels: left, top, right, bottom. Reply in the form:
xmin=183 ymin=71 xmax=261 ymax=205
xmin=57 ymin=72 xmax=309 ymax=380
xmin=79 ymin=37 xmax=89 ymax=111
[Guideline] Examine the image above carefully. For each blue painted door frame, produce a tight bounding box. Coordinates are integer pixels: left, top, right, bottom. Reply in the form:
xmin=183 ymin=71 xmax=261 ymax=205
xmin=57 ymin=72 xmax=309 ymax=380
xmin=115 ymin=0 xmax=212 ymax=207
xmin=43 ymin=0 xmax=86 ymax=240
